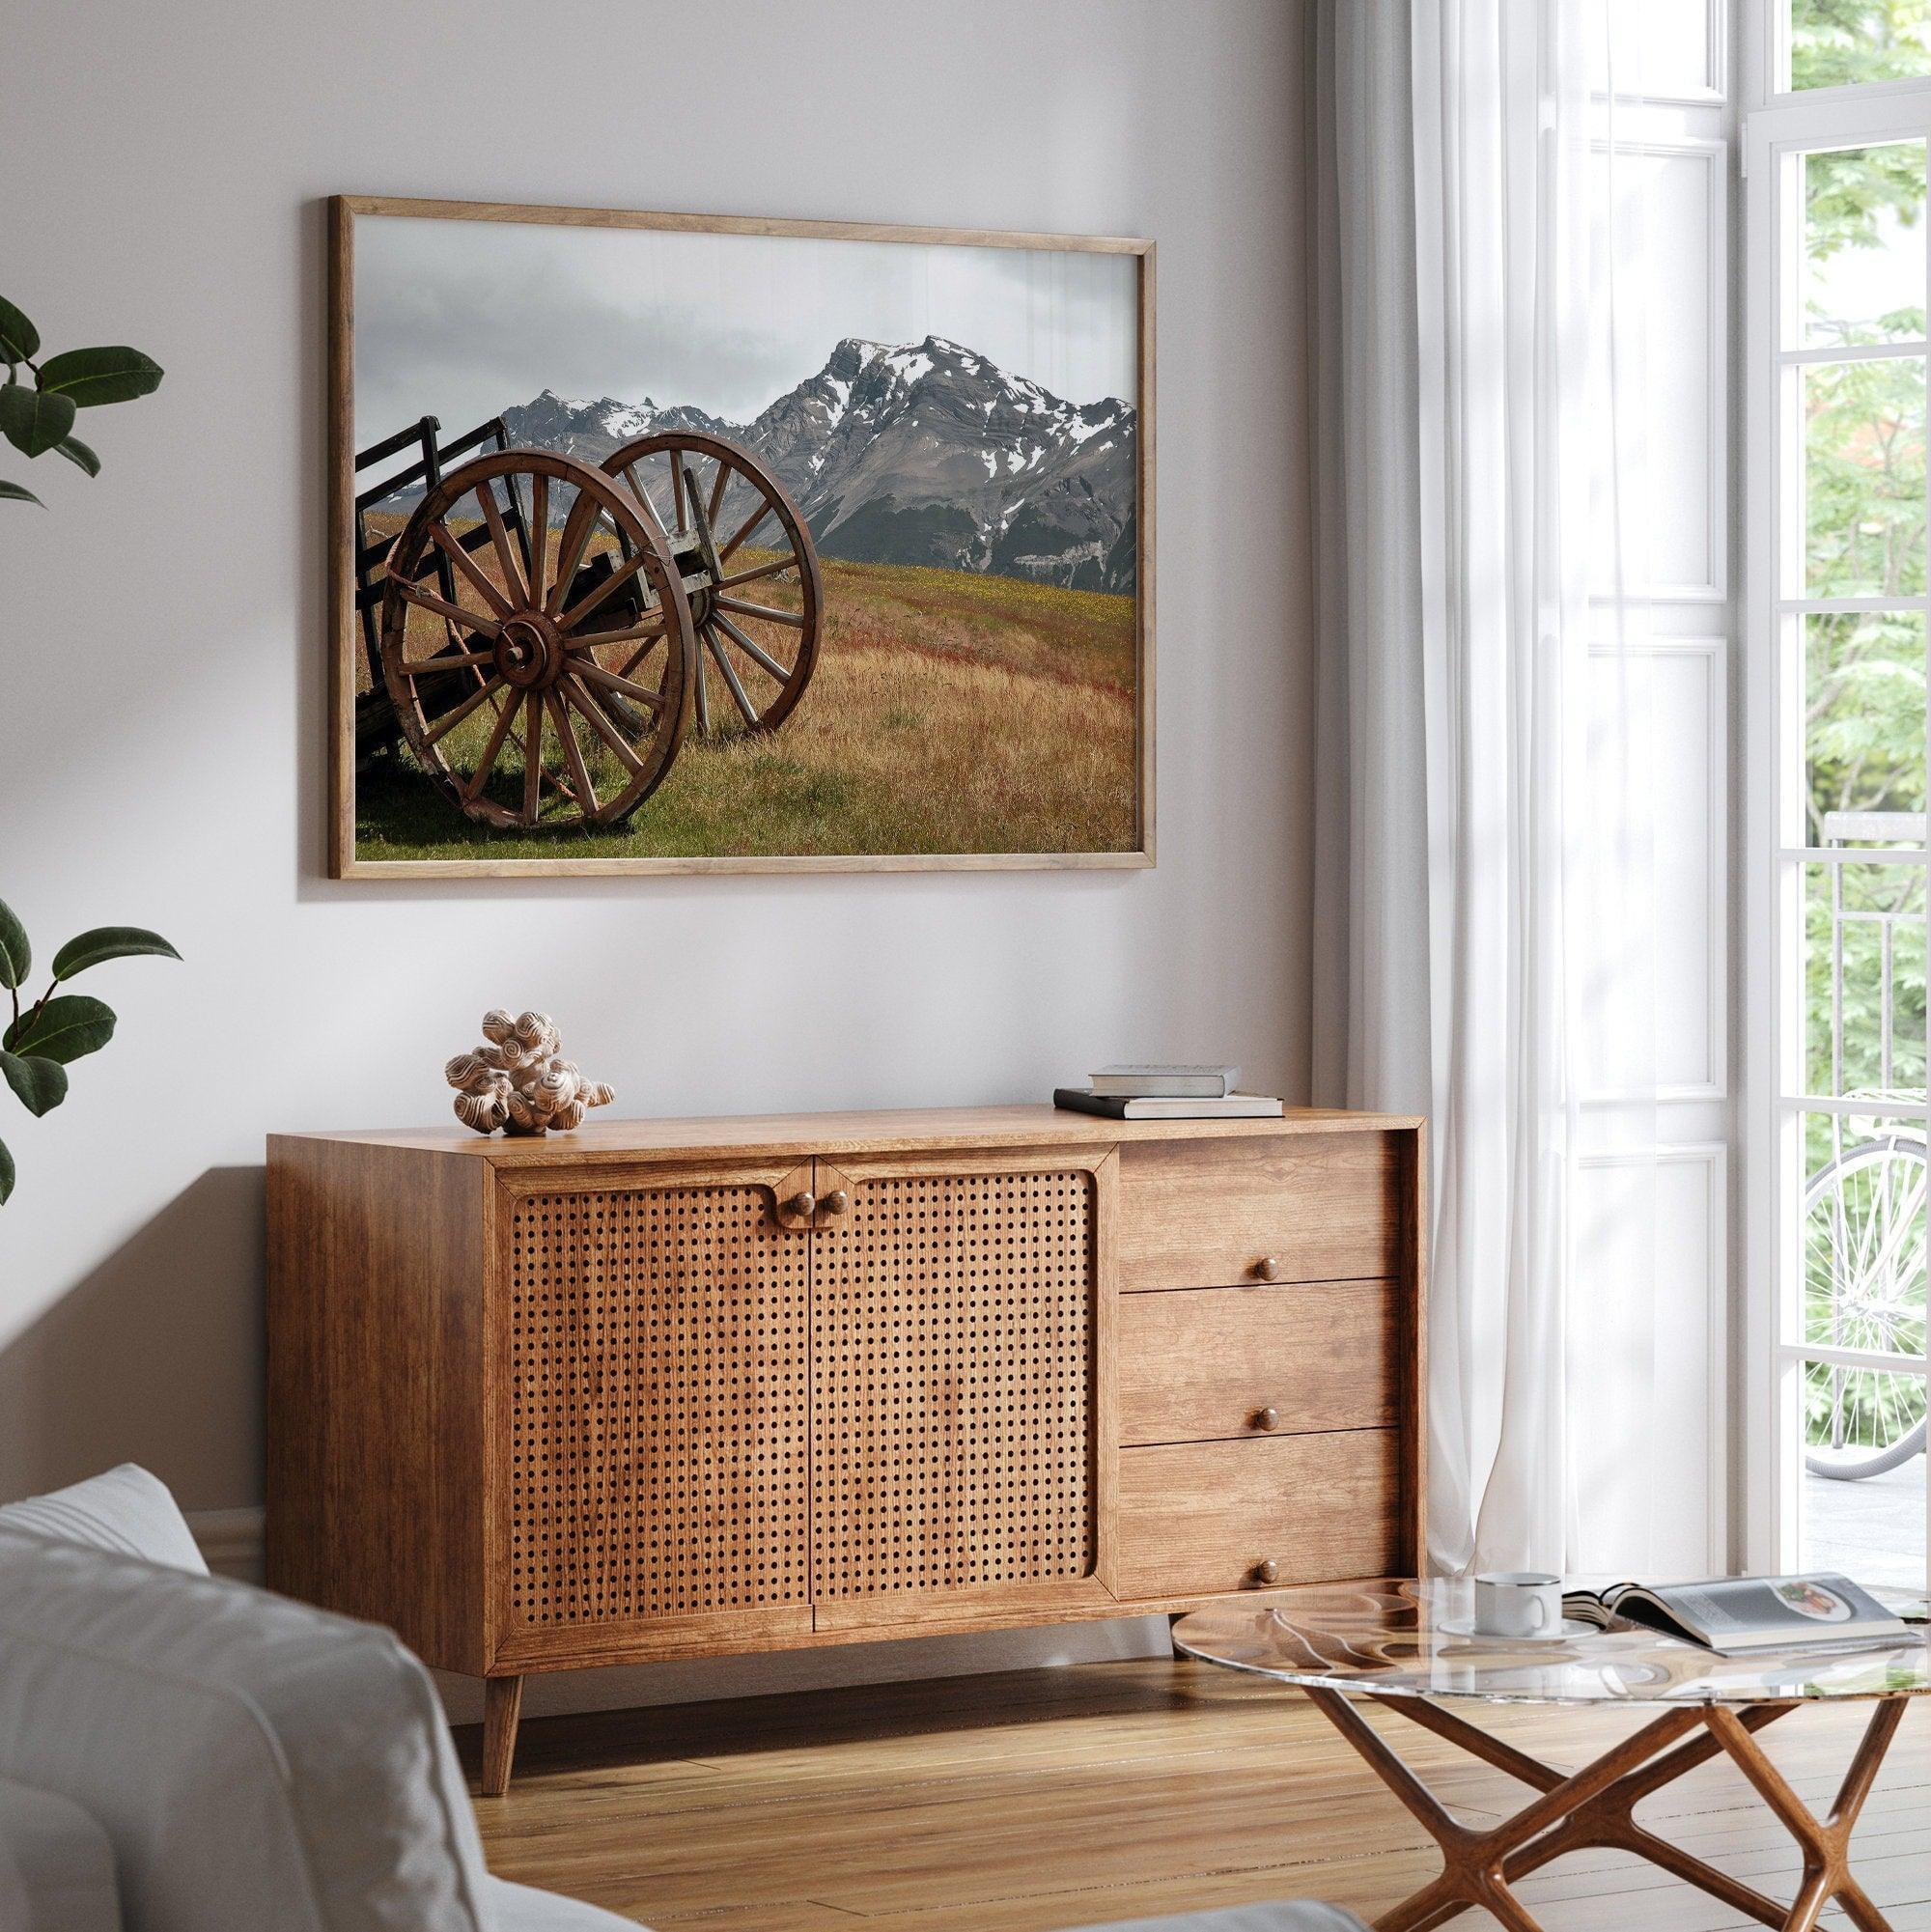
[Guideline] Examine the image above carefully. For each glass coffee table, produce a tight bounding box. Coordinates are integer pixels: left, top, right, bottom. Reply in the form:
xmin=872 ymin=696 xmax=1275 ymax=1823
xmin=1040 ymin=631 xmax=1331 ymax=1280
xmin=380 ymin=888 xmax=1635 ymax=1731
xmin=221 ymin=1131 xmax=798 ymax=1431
xmin=1173 ymin=1579 xmax=1931 ymax=1932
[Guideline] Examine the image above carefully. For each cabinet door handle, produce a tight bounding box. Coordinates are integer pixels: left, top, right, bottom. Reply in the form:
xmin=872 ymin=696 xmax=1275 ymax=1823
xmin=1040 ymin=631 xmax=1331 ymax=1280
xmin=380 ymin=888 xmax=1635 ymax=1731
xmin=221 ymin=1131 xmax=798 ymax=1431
xmin=821 ymin=1189 xmax=850 ymax=1217
xmin=1254 ymin=1255 xmax=1281 ymax=1281
xmin=1253 ymin=1557 xmax=1279 ymax=1586
xmin=1254 ymin=1406 xmax=1279 ymax=1432
xmin=787 ymin=1190 xmax=817 ymax=1219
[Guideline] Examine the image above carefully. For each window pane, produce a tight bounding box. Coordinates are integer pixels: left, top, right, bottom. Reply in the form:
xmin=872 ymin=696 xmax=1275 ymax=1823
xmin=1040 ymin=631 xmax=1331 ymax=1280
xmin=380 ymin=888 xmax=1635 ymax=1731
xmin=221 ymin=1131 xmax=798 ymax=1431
xmin=1791 ymin=0 xmax=1931 ymax=90
xmin=1804 ymin=356 xmax=1926 ymax=598
xmin=1800 ymin=1364 xmax=1927 ymax=1588
xmin=1592 ymin=0 xmax=1711 ymax=97
xmin=1804 ymin=863 xmax=1927 ymax=1095
xmin=1805 ymin=614 xmax=1927 ymax=838
xmin=1800 ymin=1112 xmax=1931 ymax=1318
xmin=1803 ymin=144 xmax=1927 ymax=349
xmin=1802 ymin=1128 xmax=1928 ymax=1355
xmin=1804 ymin=868 xmax=1928 ymax=1101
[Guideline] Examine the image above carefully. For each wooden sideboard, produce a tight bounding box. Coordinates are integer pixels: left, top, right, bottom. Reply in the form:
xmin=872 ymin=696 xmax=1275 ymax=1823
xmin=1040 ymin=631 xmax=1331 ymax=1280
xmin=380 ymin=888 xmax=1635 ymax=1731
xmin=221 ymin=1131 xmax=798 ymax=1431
xmin=266 ymin=1105 xmax=1425 ymax=1791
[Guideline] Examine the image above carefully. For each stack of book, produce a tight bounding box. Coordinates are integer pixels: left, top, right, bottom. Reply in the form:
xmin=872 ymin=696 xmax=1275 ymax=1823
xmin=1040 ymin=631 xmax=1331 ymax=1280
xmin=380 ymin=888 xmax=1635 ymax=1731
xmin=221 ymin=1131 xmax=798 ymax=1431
xmin=1053 ymin=1065 xmax=1285 ymax=1120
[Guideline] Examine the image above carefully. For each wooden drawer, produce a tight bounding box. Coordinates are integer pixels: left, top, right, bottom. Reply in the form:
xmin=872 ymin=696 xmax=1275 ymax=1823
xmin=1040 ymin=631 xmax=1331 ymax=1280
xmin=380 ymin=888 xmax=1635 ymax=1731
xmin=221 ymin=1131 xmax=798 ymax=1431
xmin=1115 ymin=1431 xmax=1401 ymax=1598
xmin=1117 ymin=1133 xmax=1403 ymax=1292
xmin=1119 ymin=1281 xmax=1397 ymax=1445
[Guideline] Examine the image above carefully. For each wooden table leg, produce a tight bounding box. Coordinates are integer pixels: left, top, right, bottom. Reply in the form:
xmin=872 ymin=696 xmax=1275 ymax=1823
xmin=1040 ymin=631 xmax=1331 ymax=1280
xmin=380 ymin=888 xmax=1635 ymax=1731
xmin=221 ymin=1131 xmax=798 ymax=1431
xmin=1498 ymin=1702 xmax=1802 ymax=1929
xmin=1302 ymin=1689 xmax=1701 ymax=1931
xmin=1299 ymin=1690 xmax=1912 ymax=1932
xmin=482 ymin=1673 xmax=524 ymax=1798
xmin=1703 ymin=1699 xmax=1909 ymax=1932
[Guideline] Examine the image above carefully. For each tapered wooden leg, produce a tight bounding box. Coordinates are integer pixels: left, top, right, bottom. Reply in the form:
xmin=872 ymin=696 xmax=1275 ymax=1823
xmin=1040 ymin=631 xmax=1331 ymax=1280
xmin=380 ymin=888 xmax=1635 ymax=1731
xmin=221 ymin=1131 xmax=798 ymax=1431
xmin=482 ymin=1674 xmax=524 ymax=1798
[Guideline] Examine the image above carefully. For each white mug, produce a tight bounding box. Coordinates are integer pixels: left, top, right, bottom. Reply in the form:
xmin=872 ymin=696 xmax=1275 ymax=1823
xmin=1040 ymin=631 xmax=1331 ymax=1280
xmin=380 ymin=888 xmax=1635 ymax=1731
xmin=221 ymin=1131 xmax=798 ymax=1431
xmin=1471 ymin=1571 xmax=1563 ymax=1639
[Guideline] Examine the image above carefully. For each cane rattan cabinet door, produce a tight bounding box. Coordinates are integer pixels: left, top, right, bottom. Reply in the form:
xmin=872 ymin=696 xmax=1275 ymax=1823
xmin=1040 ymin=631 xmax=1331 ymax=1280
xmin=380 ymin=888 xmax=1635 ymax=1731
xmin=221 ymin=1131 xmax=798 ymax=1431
xmin=270 ymin=1109 xmax=1422 ymax=1791
xmin=809 ymin=1156 xmax=1115 ymax=1630
xmin=498 ymin=1172 xmax=812 ymax=1661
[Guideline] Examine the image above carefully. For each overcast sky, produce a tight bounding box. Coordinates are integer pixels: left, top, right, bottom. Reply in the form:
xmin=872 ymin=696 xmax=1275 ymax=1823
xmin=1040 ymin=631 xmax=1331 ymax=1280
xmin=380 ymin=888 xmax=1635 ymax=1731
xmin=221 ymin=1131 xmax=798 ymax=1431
xmin=352 ymin=214 xmax=1139 ymax=448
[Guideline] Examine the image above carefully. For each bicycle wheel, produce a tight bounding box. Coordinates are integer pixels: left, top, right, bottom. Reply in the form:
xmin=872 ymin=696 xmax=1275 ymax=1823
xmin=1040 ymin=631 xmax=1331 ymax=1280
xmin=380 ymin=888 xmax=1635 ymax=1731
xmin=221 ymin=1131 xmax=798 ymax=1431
xmin=1802 ymin=1134 xmax=1929 ymax=1480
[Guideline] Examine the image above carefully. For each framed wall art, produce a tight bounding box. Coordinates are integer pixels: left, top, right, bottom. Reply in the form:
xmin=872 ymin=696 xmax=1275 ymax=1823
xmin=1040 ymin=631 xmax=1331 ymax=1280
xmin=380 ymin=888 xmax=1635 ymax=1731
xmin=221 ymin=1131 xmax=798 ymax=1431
xmin=328 ymin=196 xmax=1155 ymax=878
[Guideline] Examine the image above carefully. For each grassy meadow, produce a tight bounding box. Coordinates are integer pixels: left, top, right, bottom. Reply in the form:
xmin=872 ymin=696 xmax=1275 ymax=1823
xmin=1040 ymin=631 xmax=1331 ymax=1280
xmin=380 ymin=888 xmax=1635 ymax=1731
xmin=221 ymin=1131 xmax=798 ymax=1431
xmin=354 ymin=536 xmax=1139 ymax=862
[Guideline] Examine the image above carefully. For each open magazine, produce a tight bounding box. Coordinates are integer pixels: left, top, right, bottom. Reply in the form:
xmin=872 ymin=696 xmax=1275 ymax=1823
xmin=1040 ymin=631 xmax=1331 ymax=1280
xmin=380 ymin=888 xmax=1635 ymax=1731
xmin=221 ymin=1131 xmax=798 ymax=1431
xmin=1563 ymin=1574 xmax=1916 ymax=1657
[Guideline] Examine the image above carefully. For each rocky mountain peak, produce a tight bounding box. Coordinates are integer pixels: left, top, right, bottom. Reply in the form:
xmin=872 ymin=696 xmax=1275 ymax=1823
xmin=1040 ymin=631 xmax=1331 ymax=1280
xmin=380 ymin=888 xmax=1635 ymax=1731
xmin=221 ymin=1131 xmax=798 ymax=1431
xmin=378 ymin=337 xmax=1136 ymax=592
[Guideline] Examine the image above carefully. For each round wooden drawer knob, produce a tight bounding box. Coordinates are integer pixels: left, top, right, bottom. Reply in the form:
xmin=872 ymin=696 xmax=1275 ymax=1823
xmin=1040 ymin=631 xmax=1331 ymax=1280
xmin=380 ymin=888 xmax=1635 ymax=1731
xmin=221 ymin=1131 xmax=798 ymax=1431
xmin=1253 ymin=1557 xmax=1279 ymax=1586
xmin=1254 ymin=1406 xmax=1279 ymax=1432
xmin=788 ymin=1190 xmax=817 ymax=1218
xmin=821 ymin=1189 xmax=850 ymax=1217
xmin=1254 ymin=1255 xmax=1281 ymax=1281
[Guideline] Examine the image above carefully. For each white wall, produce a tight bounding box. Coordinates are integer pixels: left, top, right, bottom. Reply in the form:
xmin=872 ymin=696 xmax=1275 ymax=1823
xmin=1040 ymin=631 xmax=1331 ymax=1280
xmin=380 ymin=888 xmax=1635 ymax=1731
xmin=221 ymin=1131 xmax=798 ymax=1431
xmin=0 ymin=0 xmax=1313 ymax=1714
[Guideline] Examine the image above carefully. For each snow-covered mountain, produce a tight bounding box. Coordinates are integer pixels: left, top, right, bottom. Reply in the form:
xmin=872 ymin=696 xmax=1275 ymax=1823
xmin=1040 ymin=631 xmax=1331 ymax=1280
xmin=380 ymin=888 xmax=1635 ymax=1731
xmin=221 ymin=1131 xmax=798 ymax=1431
xmin=492 ymin=389 xmax=724 ymax=469
xmin=766 ymin=335 xmax=1137 ymax=592
xmin=373 ymin=337 xmax=1136 ymax=593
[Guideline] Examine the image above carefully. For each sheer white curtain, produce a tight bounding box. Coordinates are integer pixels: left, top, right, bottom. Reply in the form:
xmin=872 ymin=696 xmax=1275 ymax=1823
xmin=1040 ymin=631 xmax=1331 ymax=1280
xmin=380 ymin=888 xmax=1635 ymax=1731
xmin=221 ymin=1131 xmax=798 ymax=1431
xmin=1310 ymin=0 xmax=1663 ymax=1576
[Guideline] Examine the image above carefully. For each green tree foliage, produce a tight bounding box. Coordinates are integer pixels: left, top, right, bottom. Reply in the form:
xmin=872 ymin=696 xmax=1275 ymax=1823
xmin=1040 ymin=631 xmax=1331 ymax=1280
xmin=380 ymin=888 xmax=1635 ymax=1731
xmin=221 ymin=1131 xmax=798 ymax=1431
xmin=1802 ymin=352 xmax=1924 ymax=606
xmin=1792 ymin=0 xmax=1931 ymax=91
xmin=1792 ymin=3 xmax=1931 ymax=1452
xmin=1796 ymin=0 xmax=1930 ymax=860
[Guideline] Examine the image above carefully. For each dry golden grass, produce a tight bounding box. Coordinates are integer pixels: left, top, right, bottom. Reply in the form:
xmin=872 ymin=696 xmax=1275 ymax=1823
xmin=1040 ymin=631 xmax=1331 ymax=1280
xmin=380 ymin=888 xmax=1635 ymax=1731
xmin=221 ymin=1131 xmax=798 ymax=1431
xmin=649 ymin=631 xmax=1134 ymax=855
xmin=355 ymin=541 xmax=1138 ymax=861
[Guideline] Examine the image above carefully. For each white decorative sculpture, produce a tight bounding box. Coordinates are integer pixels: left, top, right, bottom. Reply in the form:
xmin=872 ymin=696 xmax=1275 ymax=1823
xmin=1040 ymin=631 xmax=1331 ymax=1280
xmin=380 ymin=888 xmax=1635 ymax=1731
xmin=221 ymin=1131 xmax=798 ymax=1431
xmin=444 ymin=1009 xmax=614 ymax=1136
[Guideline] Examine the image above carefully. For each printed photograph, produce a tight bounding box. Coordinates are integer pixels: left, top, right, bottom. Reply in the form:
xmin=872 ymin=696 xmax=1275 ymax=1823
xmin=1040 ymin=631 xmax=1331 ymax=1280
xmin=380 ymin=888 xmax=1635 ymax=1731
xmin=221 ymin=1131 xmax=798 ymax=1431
xmin=331 ymin=202 xmax=1151 ymax=874
xmin=1774 ymin=1579 xmax=1855 ymax=1622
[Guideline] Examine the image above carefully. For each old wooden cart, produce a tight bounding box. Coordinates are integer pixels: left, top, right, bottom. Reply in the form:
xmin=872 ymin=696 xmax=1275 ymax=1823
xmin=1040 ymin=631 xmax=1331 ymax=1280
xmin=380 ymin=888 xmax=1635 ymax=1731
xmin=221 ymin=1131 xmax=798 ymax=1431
xmin=353 ymin=419 xmax=823 ymax=832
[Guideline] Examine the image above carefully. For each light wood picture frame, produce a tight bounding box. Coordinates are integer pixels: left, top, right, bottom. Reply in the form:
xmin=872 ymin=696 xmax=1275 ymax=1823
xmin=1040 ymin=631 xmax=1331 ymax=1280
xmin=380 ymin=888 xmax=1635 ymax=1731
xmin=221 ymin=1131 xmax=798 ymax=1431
xmin=328 ymin=196 xmax=1155 ymax=879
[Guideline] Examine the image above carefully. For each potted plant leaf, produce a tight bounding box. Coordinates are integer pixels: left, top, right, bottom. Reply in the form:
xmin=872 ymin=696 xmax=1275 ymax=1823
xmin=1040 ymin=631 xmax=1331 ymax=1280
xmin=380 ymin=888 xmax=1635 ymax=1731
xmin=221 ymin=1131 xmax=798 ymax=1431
xmin=3 ymin=292 xmax=174 ymax=1202
xmin=2 ymin=294 xmax=162 ymax=504
xmin=1 ymin=909 xmax=181 ymax=1202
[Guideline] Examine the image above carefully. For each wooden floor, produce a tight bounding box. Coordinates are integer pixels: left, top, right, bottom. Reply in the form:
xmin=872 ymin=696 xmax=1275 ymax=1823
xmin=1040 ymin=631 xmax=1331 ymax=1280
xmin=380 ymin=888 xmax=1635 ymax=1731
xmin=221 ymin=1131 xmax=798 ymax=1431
xmin=463 ymin=1658 xmax=1931 ymax=1931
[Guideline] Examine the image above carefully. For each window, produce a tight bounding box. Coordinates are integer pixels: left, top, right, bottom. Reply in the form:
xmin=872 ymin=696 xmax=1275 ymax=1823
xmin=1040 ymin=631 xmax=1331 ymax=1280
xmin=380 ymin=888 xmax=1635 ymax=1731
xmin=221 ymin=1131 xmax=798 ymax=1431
xmin=1748 ymin=0 xmax=1931 ymax=1600
xmin=1783 ymin=0 xmax=1931 ymax=91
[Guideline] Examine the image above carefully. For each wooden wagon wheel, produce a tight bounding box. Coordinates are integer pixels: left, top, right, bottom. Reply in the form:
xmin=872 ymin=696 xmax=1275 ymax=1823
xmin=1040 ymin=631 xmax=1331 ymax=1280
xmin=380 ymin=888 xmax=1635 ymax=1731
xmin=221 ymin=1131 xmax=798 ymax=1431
xmin=378 ymin=450 xmax=693 ymax=832
xmin=602 ymin=432 xmax=823 ymax=737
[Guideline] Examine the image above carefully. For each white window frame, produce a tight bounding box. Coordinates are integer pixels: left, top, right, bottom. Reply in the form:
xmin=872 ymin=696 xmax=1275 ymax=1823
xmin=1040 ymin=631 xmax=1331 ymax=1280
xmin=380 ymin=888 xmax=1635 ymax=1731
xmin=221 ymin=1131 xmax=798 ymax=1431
xmin=1743 ymin=1 xmax=1931 ymax=1594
